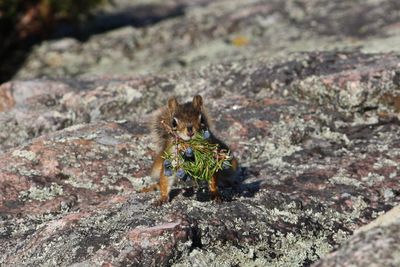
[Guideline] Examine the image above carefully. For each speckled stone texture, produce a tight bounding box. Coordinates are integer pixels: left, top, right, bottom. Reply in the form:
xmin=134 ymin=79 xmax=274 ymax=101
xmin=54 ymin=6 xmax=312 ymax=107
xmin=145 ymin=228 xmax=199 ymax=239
xmin=14 ymin=0 xmax=400 ymax=80
xmin=1 ymin=51 xmax=400 ymax=266
xmin=313 ymin=206 xmax=400 ymax=267
xmin=1 ymin=0 xmax=400 ymax=266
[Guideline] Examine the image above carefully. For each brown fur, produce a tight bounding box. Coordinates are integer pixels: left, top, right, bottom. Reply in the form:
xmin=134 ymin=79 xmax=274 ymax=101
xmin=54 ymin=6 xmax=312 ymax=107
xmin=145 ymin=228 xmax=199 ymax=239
xmin=149 ymin=95 xmax=238 ymax=205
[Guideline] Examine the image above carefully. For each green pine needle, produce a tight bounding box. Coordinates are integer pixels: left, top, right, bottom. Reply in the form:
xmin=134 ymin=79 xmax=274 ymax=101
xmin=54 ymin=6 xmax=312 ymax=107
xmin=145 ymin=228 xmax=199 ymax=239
xmin=163 ymin=132 xmax=231 ymax=181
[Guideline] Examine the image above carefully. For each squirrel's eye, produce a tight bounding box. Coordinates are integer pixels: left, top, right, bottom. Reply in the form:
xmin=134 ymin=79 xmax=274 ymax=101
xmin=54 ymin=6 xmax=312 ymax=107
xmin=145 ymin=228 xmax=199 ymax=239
xmin=172 ymin=118 xmax=178 ymax=129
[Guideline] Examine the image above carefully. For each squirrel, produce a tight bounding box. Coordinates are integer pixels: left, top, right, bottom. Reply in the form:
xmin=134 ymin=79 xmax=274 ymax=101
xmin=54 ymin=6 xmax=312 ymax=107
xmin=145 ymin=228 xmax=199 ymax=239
xmin=149 ymin=95 xmax=238 ymax=205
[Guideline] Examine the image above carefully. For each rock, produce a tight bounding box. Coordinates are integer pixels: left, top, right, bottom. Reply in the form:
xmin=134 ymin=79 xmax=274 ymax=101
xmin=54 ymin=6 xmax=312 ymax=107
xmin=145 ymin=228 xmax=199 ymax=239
xmin=1 ymin=51 xmax=399 ymax=153
xmin=0 ymin=76 xmax=172 ymax=153
xmin=14 ymin=0 xmax=400 ymax=80
xmin=0 ymin=121 xmax=153 ymax=216
xmin=1 ymin=0 xmax=400 ymax=266
xmin=1 ymin=51 xmax=400 ymax=265
xmin=313 ymin=206 xmax=400 ymax=267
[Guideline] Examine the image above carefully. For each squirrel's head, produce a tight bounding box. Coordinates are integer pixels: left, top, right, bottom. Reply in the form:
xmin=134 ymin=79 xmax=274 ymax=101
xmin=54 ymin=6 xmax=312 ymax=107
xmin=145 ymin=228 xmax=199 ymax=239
xmin=167 ymin=95 xmax=206 ymax=141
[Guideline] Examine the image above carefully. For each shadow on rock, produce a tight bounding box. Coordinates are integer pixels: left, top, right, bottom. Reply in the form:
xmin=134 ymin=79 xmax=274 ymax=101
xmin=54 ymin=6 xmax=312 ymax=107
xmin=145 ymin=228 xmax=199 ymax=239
xmin=169 ymin=166 xmax=260 ymax=203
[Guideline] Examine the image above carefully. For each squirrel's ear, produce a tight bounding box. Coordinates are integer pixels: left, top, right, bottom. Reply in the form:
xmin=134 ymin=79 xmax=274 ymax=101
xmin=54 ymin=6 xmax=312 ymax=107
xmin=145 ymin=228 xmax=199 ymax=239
xmin=168 ymin=97 xmax=178 ymax=111
xmin=192 ymin=95 xmax=203 ymax=110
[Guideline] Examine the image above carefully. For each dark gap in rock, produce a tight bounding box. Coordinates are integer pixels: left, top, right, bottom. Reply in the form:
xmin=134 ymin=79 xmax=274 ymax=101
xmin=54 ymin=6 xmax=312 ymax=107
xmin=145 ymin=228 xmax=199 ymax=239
xmin=190 ymin=223 xmax=203 ymax=250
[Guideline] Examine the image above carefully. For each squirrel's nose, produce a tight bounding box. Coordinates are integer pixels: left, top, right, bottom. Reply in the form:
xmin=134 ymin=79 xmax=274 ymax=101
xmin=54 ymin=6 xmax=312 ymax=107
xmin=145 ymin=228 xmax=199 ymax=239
xmin=187 ymin=126 xmax=194 ymax=137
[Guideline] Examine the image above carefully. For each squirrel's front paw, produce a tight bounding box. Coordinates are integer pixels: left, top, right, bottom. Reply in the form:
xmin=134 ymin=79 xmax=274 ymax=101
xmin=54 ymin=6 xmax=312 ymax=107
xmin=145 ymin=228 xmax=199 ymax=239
xmin=211 ymin=192 xmax=223 ymax=203
xmin=153 ymin=196 xmax=169 ymax=206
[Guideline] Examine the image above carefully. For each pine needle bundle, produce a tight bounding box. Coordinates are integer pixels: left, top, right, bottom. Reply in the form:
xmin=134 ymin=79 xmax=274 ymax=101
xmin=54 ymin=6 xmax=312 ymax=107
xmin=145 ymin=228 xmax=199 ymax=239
xmin=162 ymin=130 xmax=232 ymax=181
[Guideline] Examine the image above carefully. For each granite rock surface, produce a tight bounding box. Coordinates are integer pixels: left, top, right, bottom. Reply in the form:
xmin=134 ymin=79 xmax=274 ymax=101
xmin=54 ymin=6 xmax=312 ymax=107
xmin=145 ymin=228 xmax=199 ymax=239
xmin=1 ymin=0 xmax=400 ymax=266
xmin=14 ymin=0 xmax=400 ymax=80
xmin=1 ymin=51 xmax=400 ymax=266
